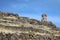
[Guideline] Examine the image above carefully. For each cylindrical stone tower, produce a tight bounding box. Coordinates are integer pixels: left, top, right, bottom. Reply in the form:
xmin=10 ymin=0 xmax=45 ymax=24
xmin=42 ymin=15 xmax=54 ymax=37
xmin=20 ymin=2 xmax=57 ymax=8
xmin=41 ymin=14 xmax=47 ymax=22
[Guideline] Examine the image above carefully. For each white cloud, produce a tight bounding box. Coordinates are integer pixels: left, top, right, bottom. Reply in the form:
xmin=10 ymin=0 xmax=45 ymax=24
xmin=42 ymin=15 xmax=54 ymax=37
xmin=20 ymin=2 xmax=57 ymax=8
xmin=47 ymin=16 xmax=60 ymax=23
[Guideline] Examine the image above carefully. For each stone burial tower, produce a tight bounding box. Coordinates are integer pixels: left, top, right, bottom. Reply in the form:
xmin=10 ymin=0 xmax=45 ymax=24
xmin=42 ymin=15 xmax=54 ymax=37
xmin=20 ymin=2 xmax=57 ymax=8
xmin=41 ymin=13 xmax=47 ymax=22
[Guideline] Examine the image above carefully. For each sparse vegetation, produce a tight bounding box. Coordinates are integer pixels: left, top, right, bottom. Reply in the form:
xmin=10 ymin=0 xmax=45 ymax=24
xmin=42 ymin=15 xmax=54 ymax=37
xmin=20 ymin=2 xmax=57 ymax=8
xmin=0 ymin=12 xmax=60 ymax=40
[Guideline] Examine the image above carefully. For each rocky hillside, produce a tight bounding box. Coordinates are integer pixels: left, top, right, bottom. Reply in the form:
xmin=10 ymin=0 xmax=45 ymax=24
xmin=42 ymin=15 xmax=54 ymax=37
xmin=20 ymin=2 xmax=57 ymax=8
xmin=0 ymin=12 xmax=60 ymax=40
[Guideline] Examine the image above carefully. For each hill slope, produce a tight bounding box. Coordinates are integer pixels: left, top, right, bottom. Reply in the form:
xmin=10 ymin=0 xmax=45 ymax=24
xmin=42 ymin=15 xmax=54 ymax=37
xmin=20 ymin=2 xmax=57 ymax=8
xmin=0 ymin=12 xmax=60 ymax=40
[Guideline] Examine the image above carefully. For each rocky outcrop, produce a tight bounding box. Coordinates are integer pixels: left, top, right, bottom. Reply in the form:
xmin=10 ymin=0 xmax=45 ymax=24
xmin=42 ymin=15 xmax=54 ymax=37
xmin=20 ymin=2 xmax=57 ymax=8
xmin=0 ymin=32 xmax=60 ymax=40
xmin=0 ymin=12 xmax=60 ymax=40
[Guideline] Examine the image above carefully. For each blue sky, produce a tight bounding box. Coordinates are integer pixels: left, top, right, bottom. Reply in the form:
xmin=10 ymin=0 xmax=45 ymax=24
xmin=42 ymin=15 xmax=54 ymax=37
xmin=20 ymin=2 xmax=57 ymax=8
xmin=0 ymin=0 xmax=60 ymax=28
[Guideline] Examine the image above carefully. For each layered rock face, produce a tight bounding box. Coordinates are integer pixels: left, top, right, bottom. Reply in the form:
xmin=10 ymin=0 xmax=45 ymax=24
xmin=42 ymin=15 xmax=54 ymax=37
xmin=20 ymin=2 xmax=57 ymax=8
xmin=0 ymin=12 xmax=60 ymax=40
